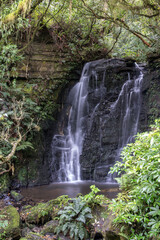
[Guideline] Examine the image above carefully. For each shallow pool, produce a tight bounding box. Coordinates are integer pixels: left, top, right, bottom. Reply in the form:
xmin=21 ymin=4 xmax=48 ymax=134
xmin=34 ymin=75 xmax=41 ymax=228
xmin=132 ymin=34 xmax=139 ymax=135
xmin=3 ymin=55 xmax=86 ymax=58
xmin=21 ymin=181 xmax=119 ymax=202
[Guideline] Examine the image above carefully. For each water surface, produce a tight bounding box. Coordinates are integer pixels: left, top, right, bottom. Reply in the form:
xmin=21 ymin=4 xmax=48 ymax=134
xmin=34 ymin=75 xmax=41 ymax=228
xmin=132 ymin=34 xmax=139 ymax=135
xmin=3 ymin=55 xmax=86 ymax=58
xmin=21 ymin=181 xmax=119 ymax=202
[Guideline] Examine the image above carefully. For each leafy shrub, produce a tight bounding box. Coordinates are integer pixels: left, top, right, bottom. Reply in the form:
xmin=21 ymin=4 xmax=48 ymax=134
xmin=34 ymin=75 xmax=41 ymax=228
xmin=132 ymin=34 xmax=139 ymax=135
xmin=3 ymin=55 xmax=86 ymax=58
xmin=110 ymin=119 xmax=160 ymax=239
xmin=55 ymin=197 xmax=92 ymax=240
xmin=80 ymin=185 xmax=107 ymax=207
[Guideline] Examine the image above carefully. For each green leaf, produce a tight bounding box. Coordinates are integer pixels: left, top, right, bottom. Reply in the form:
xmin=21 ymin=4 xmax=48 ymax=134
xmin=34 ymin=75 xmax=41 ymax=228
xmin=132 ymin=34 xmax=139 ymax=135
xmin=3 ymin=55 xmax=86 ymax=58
xmin=76 ymin=214 xmax=86 ymax=223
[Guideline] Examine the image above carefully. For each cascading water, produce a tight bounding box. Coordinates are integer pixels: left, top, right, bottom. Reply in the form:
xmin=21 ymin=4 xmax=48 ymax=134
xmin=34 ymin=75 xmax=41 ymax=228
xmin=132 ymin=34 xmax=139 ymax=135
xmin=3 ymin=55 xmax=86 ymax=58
xmin=51 ymin=62 xmax=92 ymax=181
xmin=105 ymin=63 xmax=144 ymax=181
xmin=50 ymin=59 xmax=144 ymax=182
xmin=112 ymin=63 xmax=143 ymax=150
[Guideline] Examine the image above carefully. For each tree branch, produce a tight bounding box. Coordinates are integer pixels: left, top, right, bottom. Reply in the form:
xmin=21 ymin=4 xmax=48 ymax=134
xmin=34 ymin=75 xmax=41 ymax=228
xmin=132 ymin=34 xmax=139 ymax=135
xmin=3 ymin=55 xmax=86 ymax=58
xmin=18 ymin=0 xmax=52 ymax=53
xmin=80 ymin=0 xmax=152 ymax=47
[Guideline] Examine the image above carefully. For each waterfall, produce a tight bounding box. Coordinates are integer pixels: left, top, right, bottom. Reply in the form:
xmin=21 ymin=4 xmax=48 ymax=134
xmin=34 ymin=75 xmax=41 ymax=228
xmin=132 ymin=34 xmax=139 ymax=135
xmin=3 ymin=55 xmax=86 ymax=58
xmin=50 ymin=62 xmax=92 ymax=182
xmin=50 ymin=59 xmax=143 ymax=182
xmin=112 ymin=63 xmax=143 ymax=149
xmin=106 ymin=63 xmax=144 ymax=181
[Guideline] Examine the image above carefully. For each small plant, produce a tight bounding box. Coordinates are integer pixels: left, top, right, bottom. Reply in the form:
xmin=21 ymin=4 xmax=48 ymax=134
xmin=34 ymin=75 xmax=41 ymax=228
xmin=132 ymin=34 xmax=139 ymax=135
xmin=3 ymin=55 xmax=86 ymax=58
xmin=55 ymin=197 xmax=93 ymax=240
xmin=81 ymin=185 xmax=107 ymax=207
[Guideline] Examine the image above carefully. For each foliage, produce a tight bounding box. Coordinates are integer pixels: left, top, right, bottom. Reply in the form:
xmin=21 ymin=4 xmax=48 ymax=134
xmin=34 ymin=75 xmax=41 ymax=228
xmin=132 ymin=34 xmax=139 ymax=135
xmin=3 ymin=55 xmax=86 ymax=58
xmin=0 ymin=215 xmax=8 ymax=240
xmin=0 ymin=0 xmax=160 ymax=64
xmin=110 ymin=119 xmax=160 ymax=239
xmin=40 ymin=0 xmax=160 ymax=62
xmin=80 ymin=185 xmax=108 ymax=207
xmin=55 ymin=197 xmax=92 ymax=240
xmin=54 ymin=195 xmax=71 ymax=209
xmin=55 ymin=186 xmax=108 ymax=239
xmin=0 ymin=82 xmax=41 ymax=176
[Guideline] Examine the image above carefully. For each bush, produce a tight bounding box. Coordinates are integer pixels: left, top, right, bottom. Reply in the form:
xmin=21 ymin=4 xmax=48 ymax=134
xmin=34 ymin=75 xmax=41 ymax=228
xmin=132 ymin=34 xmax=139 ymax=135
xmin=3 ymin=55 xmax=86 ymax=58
xmin=110 ymin=119 xmax=160 ymax=240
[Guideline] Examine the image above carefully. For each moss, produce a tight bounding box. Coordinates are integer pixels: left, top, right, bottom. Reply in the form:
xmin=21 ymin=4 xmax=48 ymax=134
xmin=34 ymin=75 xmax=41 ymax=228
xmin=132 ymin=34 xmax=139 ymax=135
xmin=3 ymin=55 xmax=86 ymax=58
xmin=18 ymin=166 xmax=28 ymax=185
xmin=0 ymin=205 xmax=20 ymax=239
xmin=147 ymin=76 xmax=160 ymax=124
xmin=16 ymin=158 xmax=39 ymax=187
xmin=25 ymin=232 xmax=45 ymax=240
xmin=3 ymin=0 xmax=31 ymax=23
xmin=20 ymin=200 xmax=55 ymax=224
xmin=10 ymin=190 xmax=23 ymax=201
xmin=0 ymin=174 xmax=10 ymax=194
xmin=40 ymin=220 xmax=58 ymax=235
xmin=20 ymin=196 xmax=70 ymax=225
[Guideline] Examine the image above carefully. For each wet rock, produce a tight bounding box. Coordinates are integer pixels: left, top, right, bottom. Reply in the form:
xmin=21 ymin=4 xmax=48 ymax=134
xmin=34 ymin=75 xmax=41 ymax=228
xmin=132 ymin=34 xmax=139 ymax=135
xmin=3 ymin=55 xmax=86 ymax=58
xmin=79 ymin=59 xmax=151 ymax=181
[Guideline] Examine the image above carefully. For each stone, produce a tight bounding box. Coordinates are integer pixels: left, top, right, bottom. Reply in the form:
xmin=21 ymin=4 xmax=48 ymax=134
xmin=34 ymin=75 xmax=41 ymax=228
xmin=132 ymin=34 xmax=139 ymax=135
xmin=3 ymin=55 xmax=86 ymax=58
xmin=105 ymin=231 xmax=120 ymax=240
xmin=20 ymin=199 xmax=59 ymax=225
xmin=21 ymin=227 xmax=32 ymax=237
xmin=40 ymin=220 xmax=58 ymax=235
xmin=0 ymin=205 xmax=20 ymax=239
xmin=10 ymin=190 xmax=23 ymax=201
xmin=24 ymin=232 xmax=45 ymax=240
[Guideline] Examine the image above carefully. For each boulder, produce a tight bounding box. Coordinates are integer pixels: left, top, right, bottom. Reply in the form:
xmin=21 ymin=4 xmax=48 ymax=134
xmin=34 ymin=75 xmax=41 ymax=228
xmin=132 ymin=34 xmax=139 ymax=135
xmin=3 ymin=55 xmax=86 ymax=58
xmin=23 ymin=232 xmax=45 ymax=240
xmin=20 ymin=197 xmax=68 ymax=225
xmin=40 ymin=220 xmax=58 ymax=235
xmin=0 ymin=205 xmax=20 ymax=239
xmin=10 ymin=190 xmax=23 ymax=201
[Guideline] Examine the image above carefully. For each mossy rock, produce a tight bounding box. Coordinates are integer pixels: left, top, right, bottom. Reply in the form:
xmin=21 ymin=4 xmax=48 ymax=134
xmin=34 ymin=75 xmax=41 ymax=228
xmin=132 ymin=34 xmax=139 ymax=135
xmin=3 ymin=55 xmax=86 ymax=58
xmin=40 ymin=220 xmax=58 ymax=235
xmin=0 ymin=174 xmax=10 ymax=195
xmin=20 ymin=199 xmax=59 ymax=225
xmin=17 ymin=166 xmax=28 ymax=186
xmin=23 ymin=232 xmax=45 ymax=240
xmin=21 ymin=227 xmax=31 ymax=237
xmin=10 ymin=190 xmax=23 ymax=201
xmin=0 ymin=205 xmax=20 ymax=239
xmin=20 ymin=195 xmax=70 ymax=225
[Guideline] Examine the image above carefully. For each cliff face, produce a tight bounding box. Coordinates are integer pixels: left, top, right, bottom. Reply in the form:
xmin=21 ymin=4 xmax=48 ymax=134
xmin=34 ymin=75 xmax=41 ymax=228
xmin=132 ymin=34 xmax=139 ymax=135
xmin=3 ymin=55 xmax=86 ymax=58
xmin=80 ymin=60 xmax=160 ymax=181
xmin=47 ymin=58 xmax=160 ymax=182
xmin=18 ymin=42 xmax=72 ymax=80
xmin=13 ymin=37 xmax=82 ymax=188
xmin=14 ymin=37 xmax=160 ymax=186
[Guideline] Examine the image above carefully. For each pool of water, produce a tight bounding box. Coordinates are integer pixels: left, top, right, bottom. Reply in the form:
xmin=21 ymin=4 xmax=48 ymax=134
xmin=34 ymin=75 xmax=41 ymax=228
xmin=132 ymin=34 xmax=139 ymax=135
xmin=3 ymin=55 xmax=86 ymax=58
xmin=21 ymin=181 xmax=119 ymax=202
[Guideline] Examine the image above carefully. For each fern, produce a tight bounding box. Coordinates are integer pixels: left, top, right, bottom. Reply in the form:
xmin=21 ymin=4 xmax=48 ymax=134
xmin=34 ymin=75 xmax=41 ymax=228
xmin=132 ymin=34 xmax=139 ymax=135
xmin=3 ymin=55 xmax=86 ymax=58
xmin=16 ymin=141 xmax=34 ymax=151
xmin=55 ymin=197 xmax=92 ymax=239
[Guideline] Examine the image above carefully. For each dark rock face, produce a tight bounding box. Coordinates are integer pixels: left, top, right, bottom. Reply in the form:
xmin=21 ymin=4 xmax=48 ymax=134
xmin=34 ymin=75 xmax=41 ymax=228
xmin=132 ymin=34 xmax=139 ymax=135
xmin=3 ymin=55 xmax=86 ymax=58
xmin=49 ymin=58 xmax=148 ymax=182
xmin=79 ymin=59 xmax=142 ymax=181
xmin=79 ymin=59 xmax=160 ymax=182
xmin=14 ymin=53 xmax=160 ymax=186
